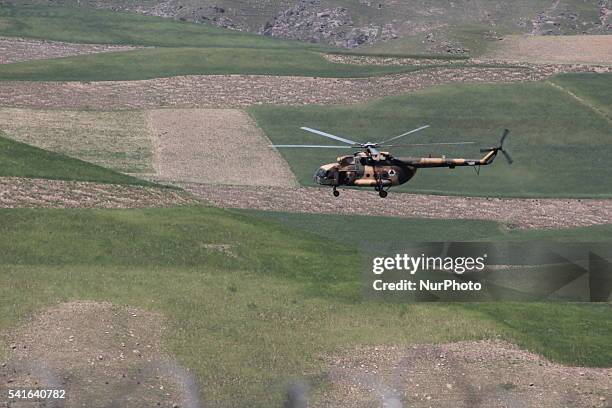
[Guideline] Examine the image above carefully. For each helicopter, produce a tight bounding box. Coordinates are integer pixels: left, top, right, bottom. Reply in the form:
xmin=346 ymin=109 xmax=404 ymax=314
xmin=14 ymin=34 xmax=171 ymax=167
xmin=272 ymin=125 xmax=512 ymax=198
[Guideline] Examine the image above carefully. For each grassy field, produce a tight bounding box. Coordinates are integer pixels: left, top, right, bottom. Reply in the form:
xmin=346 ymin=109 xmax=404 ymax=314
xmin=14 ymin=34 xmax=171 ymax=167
xmin=549 ymin=73 xmax=612 ymax=118
xmin=250 ymin=73 xmax=612 ymax=198
xmin=0 ymin=46 xmax=435 ymax=81
xmin=0 ymin=5 xmax=421 ymax=81
xmin=0 ymin=5 xmax=315 ymax=49
xmin=0 ymin=206 xmax=611 ymax=407
xmin=0 ymin=108 xmax=152 ymax=173
xmin=0 ymin=132 xmax=151 ymax=185
xmin=0 ymin=4 xmax=515 ymax=80
xmin=238 ymin=210 xmax=612 ymax=244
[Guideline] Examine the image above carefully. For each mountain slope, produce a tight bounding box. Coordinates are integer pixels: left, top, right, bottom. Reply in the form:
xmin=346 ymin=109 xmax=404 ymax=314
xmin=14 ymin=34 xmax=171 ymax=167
xmin=5 ymin=0 xmax=610 ymax=53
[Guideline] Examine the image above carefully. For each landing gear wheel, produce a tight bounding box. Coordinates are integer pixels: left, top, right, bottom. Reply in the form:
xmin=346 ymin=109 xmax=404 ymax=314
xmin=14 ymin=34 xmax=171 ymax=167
xmin=378 ymin=190 xmax=388 ymax=198
xmin=333 ymin=189 xmax=340 ymax=197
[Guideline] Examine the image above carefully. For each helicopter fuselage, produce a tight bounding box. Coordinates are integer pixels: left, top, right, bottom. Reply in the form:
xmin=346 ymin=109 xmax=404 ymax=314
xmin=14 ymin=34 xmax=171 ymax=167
xmin=314 ymin=151 xmax=416 ymax=189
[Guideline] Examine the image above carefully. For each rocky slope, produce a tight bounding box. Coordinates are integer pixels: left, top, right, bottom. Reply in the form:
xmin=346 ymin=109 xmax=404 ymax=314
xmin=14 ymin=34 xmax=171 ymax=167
xmin=3 ymin=0 xmax=612 ymax=49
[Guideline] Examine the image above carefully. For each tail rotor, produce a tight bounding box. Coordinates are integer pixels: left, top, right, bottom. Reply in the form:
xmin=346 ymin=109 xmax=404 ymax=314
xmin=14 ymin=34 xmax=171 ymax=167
xmin=480 ymin=129 xmax=513 ymax=164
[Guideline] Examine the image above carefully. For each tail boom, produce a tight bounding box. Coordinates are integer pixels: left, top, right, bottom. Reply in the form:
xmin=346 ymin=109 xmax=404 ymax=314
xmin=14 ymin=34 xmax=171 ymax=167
xmin=397 ymin=150 xmax=497 ymax=169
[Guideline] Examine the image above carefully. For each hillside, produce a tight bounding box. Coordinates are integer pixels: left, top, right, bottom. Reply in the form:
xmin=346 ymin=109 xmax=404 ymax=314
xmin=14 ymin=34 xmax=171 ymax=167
xmin=4 ymin=0 xmax=611 ymax=53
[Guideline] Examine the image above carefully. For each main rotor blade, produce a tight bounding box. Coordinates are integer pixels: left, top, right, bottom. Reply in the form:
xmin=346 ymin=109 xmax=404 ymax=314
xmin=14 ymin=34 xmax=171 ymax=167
xmin=378 ymin=125 xmax=430 ymax=144
xmin=381 ymin=141 xmax=475 ymax=147
xmin=300 ymin=127 xmax=359 ymax=145
xmin=271 ymin=144 xmax=352 ymax=149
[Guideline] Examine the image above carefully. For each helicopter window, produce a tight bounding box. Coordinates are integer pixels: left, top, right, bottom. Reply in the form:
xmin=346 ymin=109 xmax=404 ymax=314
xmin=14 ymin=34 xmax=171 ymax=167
xmin=381 ymin=171 xmax=389 ymax=179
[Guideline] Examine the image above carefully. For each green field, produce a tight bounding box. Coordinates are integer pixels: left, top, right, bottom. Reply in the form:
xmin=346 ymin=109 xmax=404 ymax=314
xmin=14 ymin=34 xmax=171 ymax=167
xmin=1 ymin=3 xmax=611 ymax=406
xmin=239 ymin=210 xmax=612 ymax=244
xmin=0 ymin=5 xmax=314 ymax=48
xmin=0 ymin=5 xmax=415 ymax=80
xmin=0 ymin=108 xmax=152 ymax=173
xmin=250 ymin=73 xmax=612 ymax=198
xmin=0 ymin=132 xmax=151 ymax=185
xmin=0 ymin=4 xmax=515 ymax=80
xmin=1 ymin=206 xmax=611 ymax=407
xmin=550 ymin=73 xmax=612 ymax=118
xmin=0 ymin=47 xmax=435 ymax=81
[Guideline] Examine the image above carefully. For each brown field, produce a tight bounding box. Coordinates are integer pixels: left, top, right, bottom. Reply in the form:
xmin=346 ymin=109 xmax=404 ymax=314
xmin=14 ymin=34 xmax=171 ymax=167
xmin=147 ymin=109 xmax=297 ymax=187
xmin=182 ymin=184 xmax=612 ymax=229
xmin=0 ymin=177 xmax=195 ymax=208
xmin=1 ymin=301 xmax=200 ymax=408
xmin=318 ymin=341 xmax=612 ymax=408
xmin=483 ymin=35 xmax=612 ymax=65
xmin=0 ymin=37 xmax=142 ymax=64
xmin=0 ymin=108 xmax=152 ymax=173
xmin=1 ymin=63 xmax=609 ymax=110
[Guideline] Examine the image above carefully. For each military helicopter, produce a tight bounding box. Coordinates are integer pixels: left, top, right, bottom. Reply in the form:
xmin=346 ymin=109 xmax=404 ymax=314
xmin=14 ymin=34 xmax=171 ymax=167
xmin=272 ymin=125 xmax=512 ymax=198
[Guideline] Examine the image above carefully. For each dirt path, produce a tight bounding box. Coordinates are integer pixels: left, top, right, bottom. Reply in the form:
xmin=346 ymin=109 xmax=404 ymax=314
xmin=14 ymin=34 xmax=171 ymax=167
xmin=182 ymin=183 xmax=612 ymax=229
xmin=1 ymin=301 xmax=200 ymax=408
xmin=316 ymin=341 xmax=612 ymax=407
xmin=547 ymin=81 xmax=612 ymax=124
xmin=147 ymin=109 xmax=297 ymax=186
xmin=1 ymin=64 xmax=609 ymax=110
xmin=0 ymin=177 xmax=195 ymax=209
xmin=0 ymin=37 xmax=143 ymax=64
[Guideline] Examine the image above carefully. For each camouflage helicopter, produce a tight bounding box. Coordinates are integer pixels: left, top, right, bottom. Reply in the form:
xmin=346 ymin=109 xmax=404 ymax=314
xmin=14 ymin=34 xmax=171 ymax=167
xmin=272 ymin=126 xmax=512 ymax=198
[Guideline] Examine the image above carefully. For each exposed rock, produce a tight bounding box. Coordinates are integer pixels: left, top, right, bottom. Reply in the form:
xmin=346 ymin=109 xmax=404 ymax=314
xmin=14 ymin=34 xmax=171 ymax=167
xmin=260 ymin=0 xmax=397 ymax=48
xmin=82 ymin=0 xmax=243 ymax=30
xmin=600 ymin=0 xmax=612 ymax=31
xmin=530 ymin=0 xmax=611 ymax=35
xmin=175 ymin=4 xmax=237 ymax=29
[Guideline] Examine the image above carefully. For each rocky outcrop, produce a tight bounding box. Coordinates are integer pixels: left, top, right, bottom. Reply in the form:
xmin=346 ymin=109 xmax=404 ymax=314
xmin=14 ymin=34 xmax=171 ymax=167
xmin=260 ymin=0 xmax=397 ymax=48
xmin=174 ymin=4 xmax=238 ymax=29
xmin=600 ymin=0 xmax=612 ymax=31
xmin=530 ymin=0 xmax=611 ymax=35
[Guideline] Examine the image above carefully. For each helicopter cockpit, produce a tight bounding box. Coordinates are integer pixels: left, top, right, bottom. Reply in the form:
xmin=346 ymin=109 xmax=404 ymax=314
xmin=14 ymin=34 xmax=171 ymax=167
xmin=313 ymin=165 xmax=339 ymax=186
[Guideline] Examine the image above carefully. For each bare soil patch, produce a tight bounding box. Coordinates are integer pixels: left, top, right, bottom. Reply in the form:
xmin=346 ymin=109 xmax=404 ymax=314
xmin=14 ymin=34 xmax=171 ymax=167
xmin=0 ymin=301 xmax=200 ymax=408
xmin=0 ymin=177 xmax=195 ymax=209
xmin=316 ymin=340 xmax=612 ymax=408
xmin=482 ymin=35 xmax=612 ymax=65
xmin=0 ymin=37 xmax=143 ymax=65
xmin=183 ymin=184 xmax=612 ymax=229
xmin=1 ymin=64 xmax=609 ymax=110
xmin=147 ymin=109 xmax=297 ymax=187
xmin=0 ymin=108 xmax=152 ymax=173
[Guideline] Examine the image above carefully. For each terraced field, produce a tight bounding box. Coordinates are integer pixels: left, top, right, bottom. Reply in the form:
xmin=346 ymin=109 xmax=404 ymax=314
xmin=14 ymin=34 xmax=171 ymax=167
xmin=0 ymin=36 xmax=142 ymax=64
xmin=0 ymin=108 xmax=152 ymax=173
xmin=147 ymin=108 xmax=296 ymax=186
xmin=0 ymin=4 xmax=610 ymax=408
xmin=482 ymin=35 xmax=612 ymax=65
